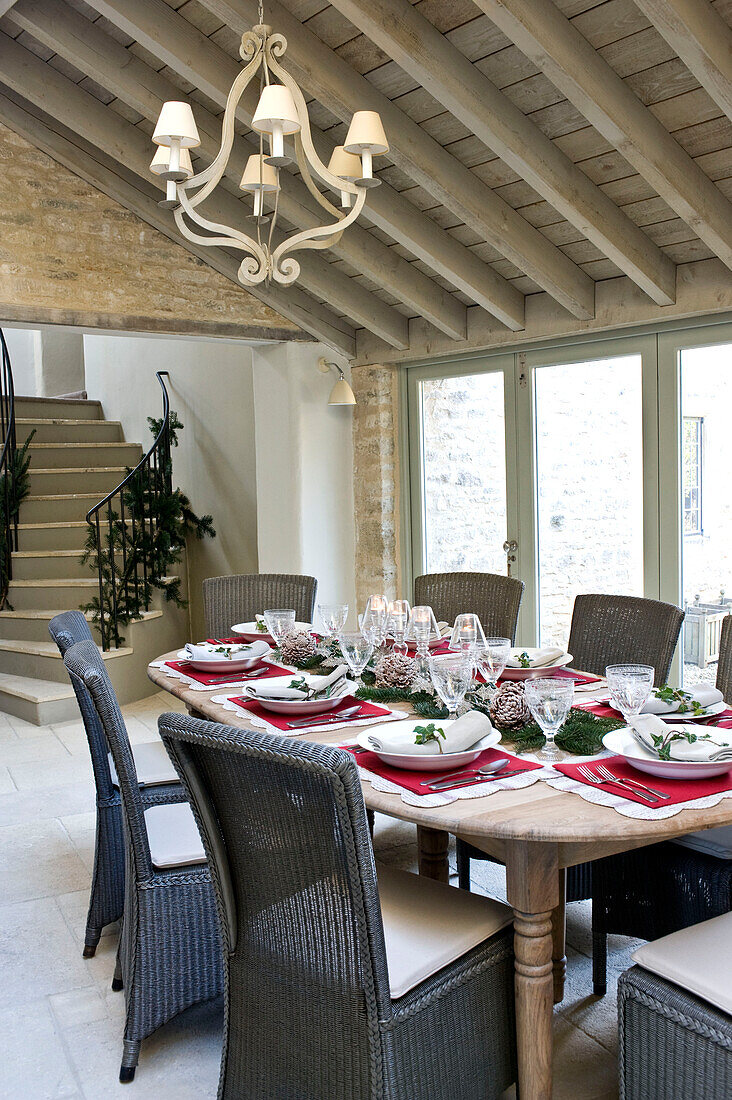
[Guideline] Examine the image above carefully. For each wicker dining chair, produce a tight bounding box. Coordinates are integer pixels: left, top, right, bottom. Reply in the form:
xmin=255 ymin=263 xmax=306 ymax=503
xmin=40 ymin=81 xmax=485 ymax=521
xmin=456 ymin=591 xmax=685 ymax=989
xmin=203 ymin=572 xmax=318 ymax=637
xmin=413 ymin=571 xmax=524 ymax=642
xmin=717 ymin=614 xmax=732 ymax=703
xmin=158 ymin=711 xmax=518 ymax=1100
xmin=48 ymin=611 xmax=183 ymax=958
xmin=63 ymin=641 xmax=223 ymax=1082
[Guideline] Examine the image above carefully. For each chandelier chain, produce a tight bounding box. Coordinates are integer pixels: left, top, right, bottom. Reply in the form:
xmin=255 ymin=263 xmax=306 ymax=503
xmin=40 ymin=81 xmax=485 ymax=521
xmin=258 ymin=0 xmax=264 ymax=25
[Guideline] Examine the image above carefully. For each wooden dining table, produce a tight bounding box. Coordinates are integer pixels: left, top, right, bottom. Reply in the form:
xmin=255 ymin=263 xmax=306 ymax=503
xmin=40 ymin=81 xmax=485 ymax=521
xmin=149 ymin=653 xmax=732 ymax=1100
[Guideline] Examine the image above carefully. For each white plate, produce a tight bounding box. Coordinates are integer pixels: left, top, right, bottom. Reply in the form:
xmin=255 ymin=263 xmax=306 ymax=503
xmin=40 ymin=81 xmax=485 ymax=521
xmin=603 ymin=727 xmax=732 ymax=780
xmin=356 ymin=720 xmax=501 ymax=771
xmin=231 ymin=621 xmax=313 ymax=645
xmin=652 ymin=700 xmax=728 ymax=722
xmin=248 ymin=677 xmax=356 ymax=716
xmin=501 ymin=652 xmax=574 ymax=680
xmin=177 ymin=644 xmax=271 ymax=673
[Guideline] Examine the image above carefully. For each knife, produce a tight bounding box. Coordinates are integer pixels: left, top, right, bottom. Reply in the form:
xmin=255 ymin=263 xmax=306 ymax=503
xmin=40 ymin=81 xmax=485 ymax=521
xmin=428 ymin=768 xmax=527 ymax=791
xmin=286 ymin=705 xmax=362 ymax=728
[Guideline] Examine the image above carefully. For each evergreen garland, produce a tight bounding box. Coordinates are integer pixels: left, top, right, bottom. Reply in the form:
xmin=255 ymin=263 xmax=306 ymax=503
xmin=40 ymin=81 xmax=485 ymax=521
xmin=80 ymin=412 xmax=215 ymax=647
xmin=0 ymin=431 xmax=35 ymax=608
xmin=503 ymin=707 xmax=625 ymax=755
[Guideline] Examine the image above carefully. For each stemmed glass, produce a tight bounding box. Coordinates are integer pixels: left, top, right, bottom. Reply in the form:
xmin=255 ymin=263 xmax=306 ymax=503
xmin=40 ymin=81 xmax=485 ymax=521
xmin=428 ymin=653 xmax=473 ymax=722
xmin=263 ymin=608 xmax=296 ymax=646
xmin=387 ymin=599 xmax=411 ymax=655
xmin=360 ymin=594 xmax=388 ymax=656
xmin=448 ymin=613 xmax=488 ymax=663
xmin=407 ymin=605 xmax=439 ymax=689
xmin=318 ymin=603 xmax=349 ymax=643
xmin=524 ymin=677 xmax=575 ymax=763
xmin=475 ymin=637 xmax=512 ymax=699
xmin=605 ymin=664 xmax=654 ymax=724
xmin=338 ymin=631 xmax=374 ymax=681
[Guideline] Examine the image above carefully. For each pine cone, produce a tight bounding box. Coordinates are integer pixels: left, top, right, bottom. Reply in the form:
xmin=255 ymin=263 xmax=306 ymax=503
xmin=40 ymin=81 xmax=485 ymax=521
xmin=280 ymin=629 xmax=316 ymax=664
xmin=489 ymin=682 xmax=531 ymax=732
xmin=375 ymin=652 xmax=415 ymax=690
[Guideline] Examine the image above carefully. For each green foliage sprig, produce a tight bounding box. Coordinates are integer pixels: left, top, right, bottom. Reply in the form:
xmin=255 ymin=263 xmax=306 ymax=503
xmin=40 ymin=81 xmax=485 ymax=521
xmin=414 ymin=722 xmax=446 ymax=752
xmin=504 ymin=707 xmax=625 ymax=755
xmin=81 ymin=412 xmax=215 ymax=647
xmin=653 ymin=684 xmax=705 ymax=716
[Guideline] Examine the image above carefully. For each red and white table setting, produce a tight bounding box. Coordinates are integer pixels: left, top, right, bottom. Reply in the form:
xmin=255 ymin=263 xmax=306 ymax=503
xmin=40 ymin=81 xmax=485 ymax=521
xmin=211 ymin=692 xmax=411 ymax=735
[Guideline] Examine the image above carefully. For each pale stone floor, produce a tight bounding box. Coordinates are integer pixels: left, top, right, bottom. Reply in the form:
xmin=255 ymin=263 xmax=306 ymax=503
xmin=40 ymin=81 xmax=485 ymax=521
xmin=0 ymin=691 xmax=639 ymax=1099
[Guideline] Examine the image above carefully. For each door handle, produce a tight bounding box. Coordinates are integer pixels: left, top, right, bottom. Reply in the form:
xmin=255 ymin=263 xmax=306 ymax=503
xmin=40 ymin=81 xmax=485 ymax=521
xmin=503 ymin=539 xmax=518 ymax=576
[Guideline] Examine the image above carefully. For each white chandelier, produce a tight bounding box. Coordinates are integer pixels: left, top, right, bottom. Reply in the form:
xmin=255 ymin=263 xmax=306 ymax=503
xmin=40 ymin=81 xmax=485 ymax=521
xmin=150 ymin=2 xmax=388 ymax=288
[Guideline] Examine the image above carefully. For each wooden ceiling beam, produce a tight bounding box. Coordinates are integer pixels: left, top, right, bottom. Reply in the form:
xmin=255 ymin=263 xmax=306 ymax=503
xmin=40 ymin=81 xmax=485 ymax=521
xmin=0 ymin=30 xmax=408 ymax=349
xmin=476 ymin=0 xmax=732 ymax=271
xmin=0 ymin=90 xmax=354 ymax=351
xmin=83 ymin=0 xmax=524 ymax=331
xmin=8 ymin=0 xmax=461 ymax=342
xmin=633 ymin=0 xmax=732 ymax=123
xmin=201 ymin=0 xmax=594 ymax=321
xmin=329 ymin=0 xmax=677 ymax=306
xmin=0 ymin=1 xmax=19 ymax=14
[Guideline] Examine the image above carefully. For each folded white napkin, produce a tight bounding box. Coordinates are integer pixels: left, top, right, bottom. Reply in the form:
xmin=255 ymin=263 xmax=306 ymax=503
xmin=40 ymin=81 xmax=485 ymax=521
xmin=367 ymin=709 xmax=494 ymax=756
xmin=184 ymin=640 xmax=269 ymax=662
xmin=437 ymin=621 xmax=451 ymax=637
xmin=506 ymin=647 xmax=565 ymax=669
xmin=642 ymin=684 xmax=723 ymax=714
xmin=630 ymin=714 xmax=732 ymax=761
xmin=245 ymin=664 xmax=349 ymax=701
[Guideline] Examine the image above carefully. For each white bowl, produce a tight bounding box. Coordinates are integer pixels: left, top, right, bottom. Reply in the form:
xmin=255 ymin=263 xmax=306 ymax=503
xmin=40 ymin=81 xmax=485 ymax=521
xmin=602 ymin=727 xmax=732 ymax=780
xmin=178 ymin=644 xmax=271 ymax=673
xmin=248 ymin=678 xmax=356 ymax=716
xmin=356 ymin=720 xmax=501 ymax=771
xmin=501 ymin=653 xmax=574 ymax=680
xmin=231 ymin=621 xmax=313 ymax=645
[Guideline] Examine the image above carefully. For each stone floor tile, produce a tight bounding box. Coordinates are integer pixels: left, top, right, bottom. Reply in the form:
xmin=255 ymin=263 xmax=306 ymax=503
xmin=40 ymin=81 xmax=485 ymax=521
xmin=2 ymin=999 xmax=81 ymax=1099
xmin=8 ymin=755 xmax=92 ymax=792
xmin=56 ymin=889 xmax=119 ymax=953
xmin=0 ymin=896 xmax=95 ymax=1010
xmin=59 ymin=812 xmax=96 ymax=874
xmin=0 ymin=763 xmax=16 ymax=793
xmin=0 ymin=733 xmax=70 ymax=766
xmin=49 ymin=986 xmax=109 ymax=1030
xmin=0 ymin=780 xmax=95 ymax=827
xmin=0 ymin=818 xmax=90 ymax=903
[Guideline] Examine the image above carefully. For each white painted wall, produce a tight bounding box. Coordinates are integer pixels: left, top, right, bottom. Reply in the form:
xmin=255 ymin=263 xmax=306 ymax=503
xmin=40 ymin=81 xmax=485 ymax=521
xmin=84 ymin=333 xmax=259 ymax=638
xmin=3 ymin=326 xmax=41 ymax=395
xmin=3 ymin=325 xmax=84 ymax=396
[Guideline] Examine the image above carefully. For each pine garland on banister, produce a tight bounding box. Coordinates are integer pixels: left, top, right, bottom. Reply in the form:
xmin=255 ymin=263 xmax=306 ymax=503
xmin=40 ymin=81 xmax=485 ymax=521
xmin=80 ymin=412 xmax=215 ymax=647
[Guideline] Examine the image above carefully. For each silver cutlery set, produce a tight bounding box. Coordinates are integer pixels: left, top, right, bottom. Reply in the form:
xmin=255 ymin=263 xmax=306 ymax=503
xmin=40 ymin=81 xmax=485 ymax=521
xmin=576 ymin=763 xmax=670 ymax=803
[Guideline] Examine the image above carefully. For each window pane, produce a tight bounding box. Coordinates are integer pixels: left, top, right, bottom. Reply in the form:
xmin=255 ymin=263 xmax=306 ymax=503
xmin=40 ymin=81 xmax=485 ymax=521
xmin=420 ymin=372 xmax=507 ymax=574
xmin=535 ymin=355 xmax=644 ymax=647
xmin=680 ymin=343 xmax=732 ymax=687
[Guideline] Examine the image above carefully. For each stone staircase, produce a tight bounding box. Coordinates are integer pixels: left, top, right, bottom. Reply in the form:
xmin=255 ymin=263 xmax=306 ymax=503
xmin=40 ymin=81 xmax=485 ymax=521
xmin=0 ymin=395 xmax=188 ymax=724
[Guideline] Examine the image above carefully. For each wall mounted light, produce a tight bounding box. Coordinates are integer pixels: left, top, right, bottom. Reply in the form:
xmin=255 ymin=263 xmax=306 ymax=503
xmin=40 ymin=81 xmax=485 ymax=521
xmin=318 ymin=357 xmax=356 ymax=406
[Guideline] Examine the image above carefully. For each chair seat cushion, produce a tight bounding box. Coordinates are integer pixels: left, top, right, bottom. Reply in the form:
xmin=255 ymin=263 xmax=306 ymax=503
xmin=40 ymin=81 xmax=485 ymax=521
xmin=672 ymin=825 xmax=732 ymax=859
xmin=109 ymin=740 xmax=178 ymax=788
xmin=376 ymin=863 xmax=512 ymax=999
xmin=632 ymin=911 xmax=732 ymax=1016
xmin=144 ymin=802 xmax=206 ymax=869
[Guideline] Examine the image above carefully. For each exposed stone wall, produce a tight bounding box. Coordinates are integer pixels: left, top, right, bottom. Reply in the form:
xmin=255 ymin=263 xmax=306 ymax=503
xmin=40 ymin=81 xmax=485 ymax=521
xmin=0 ymin=122 xmax=297 ymax=337
xmin=352 ymin=363 xmax=402 ymax=608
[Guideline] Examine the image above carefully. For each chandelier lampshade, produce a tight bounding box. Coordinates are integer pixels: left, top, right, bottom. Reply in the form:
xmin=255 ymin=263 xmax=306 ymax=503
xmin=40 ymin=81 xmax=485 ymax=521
xmin=149 ymin=6 xmax=385 ymax=298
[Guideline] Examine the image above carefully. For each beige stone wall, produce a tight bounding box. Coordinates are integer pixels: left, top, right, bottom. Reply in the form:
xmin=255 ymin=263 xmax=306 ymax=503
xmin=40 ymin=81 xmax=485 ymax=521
xmin=0 ymin=122 xmax=298 ymax=338
xmin=352 ymin=363 xmax=402 ymax=608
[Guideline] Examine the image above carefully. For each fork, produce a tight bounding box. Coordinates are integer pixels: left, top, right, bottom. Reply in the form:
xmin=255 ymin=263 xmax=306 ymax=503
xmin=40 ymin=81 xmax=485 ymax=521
xmin=577 ymin=764 xmax=658 ymax=803
xmin=595 ymin=763 xmax=670 ymax=800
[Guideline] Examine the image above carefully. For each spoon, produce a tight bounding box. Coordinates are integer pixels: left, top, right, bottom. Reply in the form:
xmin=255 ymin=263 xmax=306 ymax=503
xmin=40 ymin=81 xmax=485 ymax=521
xmin=286 ymin=705 xmax=362 ymax=728
xmin=418 ymin=758 xmax=509 ymax=786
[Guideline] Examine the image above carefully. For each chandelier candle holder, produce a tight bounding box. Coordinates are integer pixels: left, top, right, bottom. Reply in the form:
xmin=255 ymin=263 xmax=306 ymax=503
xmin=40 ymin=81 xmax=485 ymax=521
xmin=150 ymin=7 xmax=387 ymax=288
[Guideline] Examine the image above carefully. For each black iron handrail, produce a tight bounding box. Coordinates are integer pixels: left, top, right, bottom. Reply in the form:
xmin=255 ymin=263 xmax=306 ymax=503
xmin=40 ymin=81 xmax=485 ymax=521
xmin=86 ymin=371 xmax=172 ymax=650
xmin=0 ymin=329 xmax=18 ymax=606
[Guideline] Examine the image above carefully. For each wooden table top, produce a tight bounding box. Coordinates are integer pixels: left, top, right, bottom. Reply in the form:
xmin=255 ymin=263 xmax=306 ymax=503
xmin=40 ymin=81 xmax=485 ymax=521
xmin=149 ymin=653 xmax=732 ymax=859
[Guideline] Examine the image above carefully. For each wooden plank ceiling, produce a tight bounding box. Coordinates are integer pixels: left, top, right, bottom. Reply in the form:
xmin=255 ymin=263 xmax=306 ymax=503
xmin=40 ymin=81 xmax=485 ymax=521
xmin=0 ymin=0 xmax=730 ymax=360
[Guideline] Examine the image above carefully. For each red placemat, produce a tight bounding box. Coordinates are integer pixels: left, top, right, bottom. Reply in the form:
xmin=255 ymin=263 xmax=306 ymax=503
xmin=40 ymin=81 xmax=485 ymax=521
xmin=164 ymin=660 xmax=291 ymax=686
xmin=555 ymin=755 xmax=732 ymax=806
xmin=577 ymin=701 xmax=732 ymax=727
xmin=340 ymin=745 xmax=542 ymax=795
xmin=227 ymin=694 xmax=392 ymax=731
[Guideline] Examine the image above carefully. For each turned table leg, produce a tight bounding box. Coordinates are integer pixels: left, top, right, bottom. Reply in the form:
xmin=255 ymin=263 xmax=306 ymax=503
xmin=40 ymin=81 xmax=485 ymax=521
xmin=416 ymin=826 xmax=450 ymax=882
xmin=505 ymin=841 xmax=560 ymax=1100
xmin=552 ymin=868 xmax=567 ymax=1005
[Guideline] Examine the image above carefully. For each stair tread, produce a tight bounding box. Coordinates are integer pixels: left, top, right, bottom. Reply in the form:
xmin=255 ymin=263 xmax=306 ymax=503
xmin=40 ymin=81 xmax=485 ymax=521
xmin=13 ymin=549 xmax=84 ymax=558
xmin=18 ymin=522 xmax=88 ymax=529
xmin=27 ymin=493 xmax=107 ymax=501
xmin=17 ymin=418 xmax=122 ymax=427
xmin=16 ymin=395 xmax=101 ymax=406
xmin=31 ymin=466 xmax=128 ymax=473
xmin=0 ymin=671 xmax=76 ymax=703
xmin=9 ymin=578 xmax=100 ymax=587
xmin=0 ymin=608 xmax=162 ymax=621
xmin=0 ymin=639 xmax=132 ymax=659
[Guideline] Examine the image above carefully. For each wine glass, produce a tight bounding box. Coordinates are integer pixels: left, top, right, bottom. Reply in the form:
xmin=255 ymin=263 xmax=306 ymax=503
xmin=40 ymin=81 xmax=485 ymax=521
xmin=448 ymin=613 xmax=488 ymax=665
xmin=605 ymin=664 xmax=654 ymax=723
xmin=475 ymin=637 xmax=512 ymax=699
xmin=524 ymin=677 xmax=575 ymax=763
xmin=263 ymin=608 xmax=296 ymax=646
xmin=338 ymin=631 xmax=374 ymax=680
xmin=318 ymin=603 xmax=349 ymax=640
xmin=387 ymin=599 xmax=411 ymax=655
xmin=428 ymin=653 xmax=473 ymax=722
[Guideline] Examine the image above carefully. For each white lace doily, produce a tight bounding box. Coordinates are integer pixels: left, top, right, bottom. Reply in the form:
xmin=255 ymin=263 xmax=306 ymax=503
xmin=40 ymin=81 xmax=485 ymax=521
xmin=545 ymin=773 xmax=732 ymax=819
xmin=351 ymin=760 xmax=554 ymax=808
xmin=211 ymin=694 xmax=410 ymax=736
xmin=150 ymin=659 xmax=296 ymax=692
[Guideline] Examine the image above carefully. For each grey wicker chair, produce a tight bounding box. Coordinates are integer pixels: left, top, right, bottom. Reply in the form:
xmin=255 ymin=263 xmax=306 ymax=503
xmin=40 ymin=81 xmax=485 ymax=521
xmin=203 ymin=572 xmax=318 ymax=638
xmin=456 ymin=591 xmax=685 ymax=992
xmin=158 ymin=711 xmax=517 ymax=1100
xmin=48 ymin=611 xmax=183 ymax=958
xmin=413 ymin=571 xmax=524 ymax=642
xmin=64 ymin=641 xmax=223 ymax=1083
xmin=567 ymin=593 xmax=684 ymax=685
xmin=619 ymin=966 xmax=732 ymax=1099
xmin=717 ymin=613 xmax=732 ymax=702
